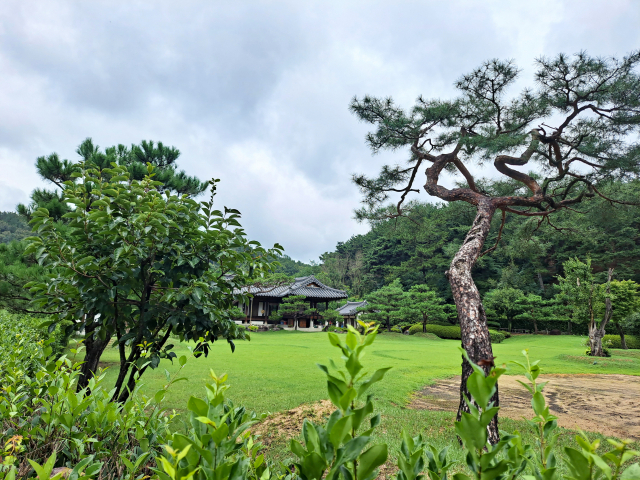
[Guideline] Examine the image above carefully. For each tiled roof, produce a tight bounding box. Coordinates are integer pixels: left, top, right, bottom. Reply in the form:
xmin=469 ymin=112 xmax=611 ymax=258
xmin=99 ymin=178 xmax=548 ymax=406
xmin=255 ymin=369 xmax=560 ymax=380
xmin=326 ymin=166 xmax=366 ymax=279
xmin=336 ymin=300 xmax=368 ymax=316
xmin=240 ymin=275 xmax=348 ymax=300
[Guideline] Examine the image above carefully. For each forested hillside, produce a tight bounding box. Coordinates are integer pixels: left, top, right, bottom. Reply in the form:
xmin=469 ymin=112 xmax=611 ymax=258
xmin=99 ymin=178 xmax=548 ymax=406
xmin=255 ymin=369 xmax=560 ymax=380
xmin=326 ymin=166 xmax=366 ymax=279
xmin=310 ymin=180 xmax=640 ymax=302
xmin=0 ymin=212 xmax=30 ymax=243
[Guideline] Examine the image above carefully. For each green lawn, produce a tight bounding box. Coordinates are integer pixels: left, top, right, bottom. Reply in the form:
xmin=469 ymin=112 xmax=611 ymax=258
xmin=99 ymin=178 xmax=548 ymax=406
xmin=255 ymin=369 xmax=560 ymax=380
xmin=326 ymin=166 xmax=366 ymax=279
xmin=93 ymin=332 xmax=639 ymax=464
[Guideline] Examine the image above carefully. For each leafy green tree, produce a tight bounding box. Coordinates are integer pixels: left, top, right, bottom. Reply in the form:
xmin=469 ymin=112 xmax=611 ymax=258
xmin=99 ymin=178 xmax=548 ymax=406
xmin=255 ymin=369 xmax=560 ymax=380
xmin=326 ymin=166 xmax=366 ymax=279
xmin=25 ymin=162 xmax=281 ymax=400
xmin=359 ymin=279 xmax=404 ymax=332
xmin=484 ymin=287 xmax=526 ymax=332
xmin=557 ymin=258 xmax=614 ymax=357
xmin=269 ymin=295 xmax=314 ymax=330
xmin=350 ymin=52 xmax=640 ymax=441
xmin=400 ymin=284 xmax=446 ymax=332
xmin=603 ymin=280 xmax=640 ymax=349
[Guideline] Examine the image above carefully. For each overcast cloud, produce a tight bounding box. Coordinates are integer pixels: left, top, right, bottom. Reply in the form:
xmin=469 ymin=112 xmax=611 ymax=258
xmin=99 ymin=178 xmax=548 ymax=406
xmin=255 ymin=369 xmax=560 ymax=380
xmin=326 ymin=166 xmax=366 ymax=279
xmin=1 ymin=0 xmax=639 ymax=261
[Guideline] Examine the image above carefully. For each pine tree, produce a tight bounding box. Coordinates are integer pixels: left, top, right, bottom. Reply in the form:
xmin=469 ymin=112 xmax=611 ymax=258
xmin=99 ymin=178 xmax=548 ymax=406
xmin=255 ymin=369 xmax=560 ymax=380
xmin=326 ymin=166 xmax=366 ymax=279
xmin=350 ymin=52 xmax=640 ymax=442
xmin=359 ymin=279 xmax=404 ymax=332
xmin=400 ymin=284 xmax=446 ymax=332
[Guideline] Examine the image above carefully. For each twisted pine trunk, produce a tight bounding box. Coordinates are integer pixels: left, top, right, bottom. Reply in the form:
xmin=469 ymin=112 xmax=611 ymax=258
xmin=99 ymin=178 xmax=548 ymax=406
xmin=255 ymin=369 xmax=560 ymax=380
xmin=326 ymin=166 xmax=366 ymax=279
xmin=445 ymin=201 xmax=500 ymax=445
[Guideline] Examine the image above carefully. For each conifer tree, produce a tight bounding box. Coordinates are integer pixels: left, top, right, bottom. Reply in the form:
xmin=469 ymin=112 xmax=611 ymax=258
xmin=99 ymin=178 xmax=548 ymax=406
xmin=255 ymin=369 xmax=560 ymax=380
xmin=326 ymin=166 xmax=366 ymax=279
xmin=350 ymin=52 xmax=640 ymax=442
xmin=359 ymin=279 xmax=404 ymax=332
xmin=400 ymin=284 xmax=446 ymax=332
xmin=17 ymin=138 xmax=205 ymax=220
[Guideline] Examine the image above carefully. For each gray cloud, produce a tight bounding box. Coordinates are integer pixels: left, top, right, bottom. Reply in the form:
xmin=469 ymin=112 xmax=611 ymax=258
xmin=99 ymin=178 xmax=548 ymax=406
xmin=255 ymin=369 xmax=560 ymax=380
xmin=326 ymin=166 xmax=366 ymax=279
xmin=1 ymin=0 xmax=638 ymax=260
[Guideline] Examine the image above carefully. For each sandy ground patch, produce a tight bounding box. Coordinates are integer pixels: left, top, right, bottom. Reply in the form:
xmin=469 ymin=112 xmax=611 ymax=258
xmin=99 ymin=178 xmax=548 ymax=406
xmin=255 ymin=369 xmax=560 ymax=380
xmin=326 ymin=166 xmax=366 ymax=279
xmin=410 ymin=374 xmax=640 ymax=440
xmin=251 ymin=399 xmax=335 ymax=447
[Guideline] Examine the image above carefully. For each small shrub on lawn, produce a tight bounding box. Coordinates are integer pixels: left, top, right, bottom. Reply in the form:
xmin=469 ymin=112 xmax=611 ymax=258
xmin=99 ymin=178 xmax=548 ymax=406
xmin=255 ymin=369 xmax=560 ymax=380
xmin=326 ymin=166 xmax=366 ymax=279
xmin=412 ymin=332 xmax=441 ymax=340
xmin=604 ymin=334 xmax=640 ymax=349
xmin=407 ymin=324 xmax=424 ymax=335
xmin=408 ymin=324 xmax=505 ymax=343
xmin=390 ymin=326 xmax=403 ymax=333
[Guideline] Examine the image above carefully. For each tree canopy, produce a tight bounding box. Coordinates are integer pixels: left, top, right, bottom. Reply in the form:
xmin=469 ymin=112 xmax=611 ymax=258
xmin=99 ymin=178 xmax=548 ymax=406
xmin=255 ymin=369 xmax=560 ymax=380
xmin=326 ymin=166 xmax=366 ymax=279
xmin=25 ymin=162 xmax=282 ymax=400
xmin=17 ymin=138 xmax=206 ymax=221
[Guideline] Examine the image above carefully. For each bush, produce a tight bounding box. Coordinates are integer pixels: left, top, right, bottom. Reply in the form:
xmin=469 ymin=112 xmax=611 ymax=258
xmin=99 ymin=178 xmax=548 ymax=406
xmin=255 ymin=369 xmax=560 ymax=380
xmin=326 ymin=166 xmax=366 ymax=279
xmin=412 ymin=332 xmax=442 ymax=340
xmin=586 ymin=346 xmax=611 ymax=357
xmin=407 ymin=324 xmax=505 ymax=343
xmin=407 ymin=324 xmax=424 ymax=335
xmin=0 ymin=337 xmax=176 ymax=478
xmin=487 ymin=321 xmax=501 ymax=329
xmin=0 ymin=310 xmax=69 ymax=372
xmin=488 ymin=330 xmax=506 ymax=343
xmin=603 ymin=334 xmax=640 ymax=349
xmin=390 ymin=326 xmax=403 ymax=333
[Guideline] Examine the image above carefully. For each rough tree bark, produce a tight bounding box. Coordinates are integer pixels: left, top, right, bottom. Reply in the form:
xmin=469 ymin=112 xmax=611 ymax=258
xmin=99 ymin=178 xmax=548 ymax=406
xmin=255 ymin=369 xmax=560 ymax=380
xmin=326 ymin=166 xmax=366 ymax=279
xmin=445 ymin=200 xmax=500 ymax=445
xmin=588 ymin=268 xmax=614 ymax=357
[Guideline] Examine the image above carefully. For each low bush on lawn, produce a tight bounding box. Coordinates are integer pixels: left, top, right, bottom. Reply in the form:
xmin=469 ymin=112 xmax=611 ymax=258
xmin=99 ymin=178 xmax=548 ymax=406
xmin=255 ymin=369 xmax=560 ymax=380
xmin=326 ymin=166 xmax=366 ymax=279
xmin=604 ymin=334 xmax=640 ymax=349
xmin=407 ymin=323 xmax=505 ymax=343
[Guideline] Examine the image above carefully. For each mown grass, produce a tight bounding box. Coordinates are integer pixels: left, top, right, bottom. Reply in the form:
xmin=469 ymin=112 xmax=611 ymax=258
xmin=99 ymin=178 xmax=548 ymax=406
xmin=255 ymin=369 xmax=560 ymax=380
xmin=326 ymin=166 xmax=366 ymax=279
xmin=94 ymin=332 xmax=639 ymax=465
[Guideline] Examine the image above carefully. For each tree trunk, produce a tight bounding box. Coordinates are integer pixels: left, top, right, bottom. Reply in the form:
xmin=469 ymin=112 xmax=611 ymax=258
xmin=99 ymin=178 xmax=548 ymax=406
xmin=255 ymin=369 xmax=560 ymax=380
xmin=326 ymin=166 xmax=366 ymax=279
xmin=533 ymin=317 xmax=538 ymax=335
xmin=616 ymin=323 xmax=628 ymax=349
xmin=445 ymin=201 xmax=499 ymax=445
xmin=589 ymin=268 xmax=614 ymax=357
xmin=78 ymin=333 xmax=111 ymax=391
xmin=567 ymin=321 xmax=572 ymax=334
xmin=423 ymin=314 xmax=427 ymax=333
xmin=387 ymin=317 xmax=391 ymax=332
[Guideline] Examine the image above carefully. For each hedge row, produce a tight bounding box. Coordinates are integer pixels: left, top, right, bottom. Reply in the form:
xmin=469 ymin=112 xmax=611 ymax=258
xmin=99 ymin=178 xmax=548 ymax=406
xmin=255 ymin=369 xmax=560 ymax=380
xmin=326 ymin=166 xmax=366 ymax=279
xmin=407 ymin=323 xmax=506 ymax=343
xmin=603 ymin=334 xmax=640 ymax=349
xmin=0 ymin=310 xmax=69 ymax=371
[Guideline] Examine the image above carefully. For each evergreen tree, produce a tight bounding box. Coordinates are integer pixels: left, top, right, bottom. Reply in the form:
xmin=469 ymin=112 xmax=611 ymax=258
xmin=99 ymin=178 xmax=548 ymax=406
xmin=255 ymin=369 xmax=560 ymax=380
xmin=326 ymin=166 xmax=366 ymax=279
xmin=400 ymin=284 xmax=446 ymax=332
xmin=484 ymin=287 xmax=527 ymax=332
xmin=270 ymin=295 xmax=314 ymax=330
xmin=602 ymin=280 xmax=640 ymax=349
xmin=349 ymin=52 xmax=640 ymax=441
xmin=359 ymin=279 xmax=404 ymax=332
xmin=17 ymin=138 xmax=206 ymax=220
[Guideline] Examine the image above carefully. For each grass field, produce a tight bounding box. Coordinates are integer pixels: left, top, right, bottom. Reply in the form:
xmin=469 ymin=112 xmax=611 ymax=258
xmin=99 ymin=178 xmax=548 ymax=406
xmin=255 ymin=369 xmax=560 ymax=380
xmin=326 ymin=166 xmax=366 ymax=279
xmin=92 ymin=331 xmax=640 ymax=464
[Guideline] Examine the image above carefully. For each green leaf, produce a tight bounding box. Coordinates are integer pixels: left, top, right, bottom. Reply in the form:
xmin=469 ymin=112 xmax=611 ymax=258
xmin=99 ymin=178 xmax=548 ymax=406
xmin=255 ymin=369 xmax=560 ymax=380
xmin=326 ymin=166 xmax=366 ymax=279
xmin=564 ymin=447 xmax=591 ymax=480
xmin=330 ymin=415 xmax=353 ymax=448
xmin=622 ymin=463 xmax=640 ymax=480
xmin=179 ymin=355 xmax=187 ymax=366
xmin=357 ymin=367 xmax=392 ymax=398
xmin=187 ymin=396 xmax=209 ymax=416
xmin=532 ymin=392 xmax=546 ymax=415
xmin=357 ymin=444 xmax=388 ymax=479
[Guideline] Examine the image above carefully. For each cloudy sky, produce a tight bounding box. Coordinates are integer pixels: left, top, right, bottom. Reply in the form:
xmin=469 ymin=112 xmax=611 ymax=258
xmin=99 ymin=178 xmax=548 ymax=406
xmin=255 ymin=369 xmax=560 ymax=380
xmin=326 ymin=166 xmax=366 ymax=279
xmin=1 ymin=1 xmax=638 ymax=261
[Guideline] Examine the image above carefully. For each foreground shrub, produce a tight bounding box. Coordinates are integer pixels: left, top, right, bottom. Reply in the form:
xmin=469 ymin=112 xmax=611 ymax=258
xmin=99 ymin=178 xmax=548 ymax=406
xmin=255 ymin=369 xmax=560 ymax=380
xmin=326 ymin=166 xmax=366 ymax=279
xmin=0 ymin=310 xmax=68 ymax=372
xmin=0 ymin=337 xmax=179 ymax=479
xmin=603 ymin=334 xmax=640 ymax=349
xmin=4 ymin=322 xmax=640 ymax=480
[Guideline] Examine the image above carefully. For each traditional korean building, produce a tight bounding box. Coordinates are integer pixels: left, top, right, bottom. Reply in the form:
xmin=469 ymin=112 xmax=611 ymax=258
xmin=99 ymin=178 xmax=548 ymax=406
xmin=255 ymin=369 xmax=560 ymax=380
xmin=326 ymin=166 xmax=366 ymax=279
xmin=335 ymin=300 xmax=368 ymax=327
xmin=239 ymin=275 xmax=347 ymax=328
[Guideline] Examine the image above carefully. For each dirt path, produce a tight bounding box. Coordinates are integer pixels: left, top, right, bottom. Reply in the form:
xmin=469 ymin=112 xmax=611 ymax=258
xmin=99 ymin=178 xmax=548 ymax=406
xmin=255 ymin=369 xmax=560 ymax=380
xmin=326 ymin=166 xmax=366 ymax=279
xmin=410 ymin=374 xmax=640 ymax=440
